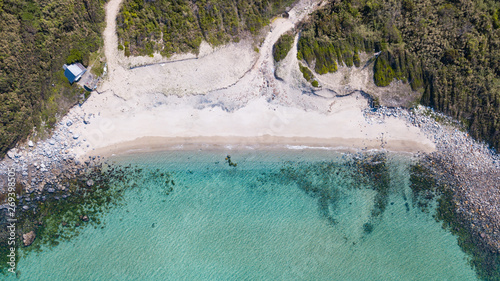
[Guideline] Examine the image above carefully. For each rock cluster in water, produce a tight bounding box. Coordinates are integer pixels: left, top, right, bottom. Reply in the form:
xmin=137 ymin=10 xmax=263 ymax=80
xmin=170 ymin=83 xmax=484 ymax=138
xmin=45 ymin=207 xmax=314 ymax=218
xmin=22 ymin=231 xmax=36 ymax=247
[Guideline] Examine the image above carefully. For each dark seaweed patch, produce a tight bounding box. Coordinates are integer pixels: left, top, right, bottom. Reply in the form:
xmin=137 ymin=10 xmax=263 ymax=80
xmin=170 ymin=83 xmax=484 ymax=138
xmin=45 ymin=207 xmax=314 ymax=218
xmin=268 ymin=152 xmax=393 ymax=231
xmin=363 ymin=222 xmax=374 ymax=234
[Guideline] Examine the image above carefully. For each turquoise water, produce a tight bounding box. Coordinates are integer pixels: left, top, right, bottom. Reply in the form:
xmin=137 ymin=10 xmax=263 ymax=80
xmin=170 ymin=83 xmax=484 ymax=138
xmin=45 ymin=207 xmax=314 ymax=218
xmin=12 ymin=150 xmax=477 ymax=280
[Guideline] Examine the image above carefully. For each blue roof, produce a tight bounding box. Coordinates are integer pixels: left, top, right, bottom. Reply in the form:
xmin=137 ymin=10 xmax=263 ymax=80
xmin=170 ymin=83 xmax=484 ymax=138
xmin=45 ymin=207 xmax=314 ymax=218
xmin=64 ymin=63 xmax=86 ymax=83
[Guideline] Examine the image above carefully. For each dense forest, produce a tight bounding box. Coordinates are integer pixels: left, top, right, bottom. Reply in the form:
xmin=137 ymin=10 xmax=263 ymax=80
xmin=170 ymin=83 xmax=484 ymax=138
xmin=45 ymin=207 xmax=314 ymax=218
xmin=297 ymin=0 xmax=500 ymax=151
xmin=117 ymin=0 xmax=295 ymax=56
xmin=0 ymin=0 xmax=106 ymax=158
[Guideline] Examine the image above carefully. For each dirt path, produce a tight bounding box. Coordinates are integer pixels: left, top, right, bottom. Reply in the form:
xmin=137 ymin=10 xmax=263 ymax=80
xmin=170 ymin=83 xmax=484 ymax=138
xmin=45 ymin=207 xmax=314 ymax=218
xmin=103 ymin=0 xmax=123 ymax=82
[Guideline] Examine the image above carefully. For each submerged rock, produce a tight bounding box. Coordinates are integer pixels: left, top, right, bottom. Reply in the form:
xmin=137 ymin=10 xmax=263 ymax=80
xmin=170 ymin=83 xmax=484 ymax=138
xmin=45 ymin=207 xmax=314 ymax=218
xmin=23 ymin=231 xmax=36 ymax=247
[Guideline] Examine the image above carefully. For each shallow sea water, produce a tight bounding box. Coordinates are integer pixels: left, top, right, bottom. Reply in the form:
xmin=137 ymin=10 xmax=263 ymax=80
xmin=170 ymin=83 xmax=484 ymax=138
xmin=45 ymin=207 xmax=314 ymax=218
xmin=12 ymin=150 xmax=478 ymax=280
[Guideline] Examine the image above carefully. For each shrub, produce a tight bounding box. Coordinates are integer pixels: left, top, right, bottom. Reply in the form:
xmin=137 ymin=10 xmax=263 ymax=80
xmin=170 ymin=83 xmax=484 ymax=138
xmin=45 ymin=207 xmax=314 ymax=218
xmin=441 ymin=49 xmax=459 ymax=65
xmin=273 ymin=33 xmax=294 ymax=62
xmin=374 ymin=52 xmax=395 ymax=87
xmin=66 ymin=49 xmax=84 ymax=65
xmin=353 ymin=51 xmax=361 ymax=67
xmin=299 ymin=62 xmax=314 ymax=82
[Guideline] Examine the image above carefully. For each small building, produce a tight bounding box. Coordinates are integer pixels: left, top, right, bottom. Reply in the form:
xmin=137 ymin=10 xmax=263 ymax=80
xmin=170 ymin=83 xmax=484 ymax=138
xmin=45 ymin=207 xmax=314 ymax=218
xmin=63 ymin=63 xmax=87 ymax=84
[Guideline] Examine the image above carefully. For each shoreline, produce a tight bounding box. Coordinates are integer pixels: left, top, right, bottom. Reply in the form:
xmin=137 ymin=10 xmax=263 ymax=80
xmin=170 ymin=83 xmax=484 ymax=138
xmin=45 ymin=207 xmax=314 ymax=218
xmin=89 ymin=135 xmax=433 ymax=159
xmin=67 ymin=92 xmax=436 ymax=162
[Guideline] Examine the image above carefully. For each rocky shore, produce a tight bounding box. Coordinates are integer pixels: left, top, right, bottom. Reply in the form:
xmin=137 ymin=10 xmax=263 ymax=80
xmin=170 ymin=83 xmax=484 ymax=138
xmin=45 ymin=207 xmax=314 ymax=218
xmin=0 ymin=109 xmax=101 ymax=212
xmin=365 ymin=105 xmax=500 ymax=255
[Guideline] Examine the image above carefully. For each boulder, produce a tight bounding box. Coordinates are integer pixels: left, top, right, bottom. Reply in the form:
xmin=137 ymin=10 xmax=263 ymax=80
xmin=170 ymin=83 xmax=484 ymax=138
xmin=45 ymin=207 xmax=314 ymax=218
xmin=7 ymin=150 xmax=15 ymax=159
xmin=28 ymin=140 xmax=34 ymax=147
xmin=86 ymin=179 xmax=94 ymax=187
xmin=23 ymin=231 xmax=36 ymax=247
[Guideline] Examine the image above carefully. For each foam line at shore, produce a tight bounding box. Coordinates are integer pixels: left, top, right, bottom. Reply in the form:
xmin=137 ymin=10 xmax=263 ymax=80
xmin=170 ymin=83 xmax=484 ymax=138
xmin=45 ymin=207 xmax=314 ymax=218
xmin=86 ymin=135 xmax=434 ymax=159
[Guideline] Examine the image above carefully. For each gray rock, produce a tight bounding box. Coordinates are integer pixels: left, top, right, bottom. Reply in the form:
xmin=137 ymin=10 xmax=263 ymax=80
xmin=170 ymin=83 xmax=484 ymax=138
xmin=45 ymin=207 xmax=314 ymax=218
xmin=28 ymin=140 xmax=34 ymax=147
xmin=22 ymin=205 xmax=29 ymax=210
xmin=23 ymin=231 xmax=36 ymax=247
xmin=7 ymin=151 xmax=15 ymax=159
xmin=73 ymin=134 xmax=79 ymax=140
xmin=66 ymin=120 xmax=73 ymax=126
xmin=49 ymin=139 xmax=56 ymax=145
xmin=47 ymin=188 xmax=55 ymax=193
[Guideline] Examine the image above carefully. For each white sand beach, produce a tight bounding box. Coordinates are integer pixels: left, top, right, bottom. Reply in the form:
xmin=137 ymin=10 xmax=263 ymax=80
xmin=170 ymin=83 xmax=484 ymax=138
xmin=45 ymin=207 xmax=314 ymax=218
xmin=65 ymin=92 xmax=434 ymax=159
